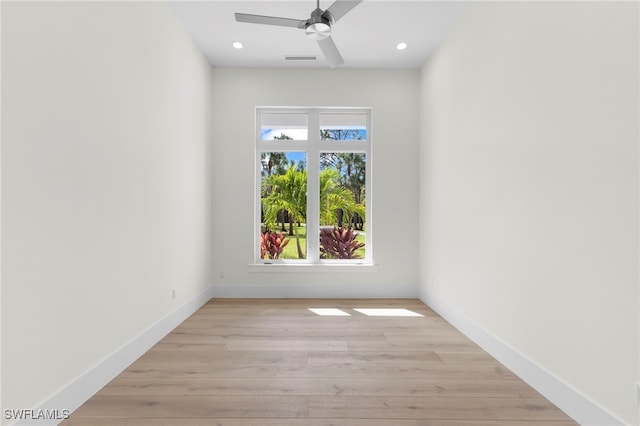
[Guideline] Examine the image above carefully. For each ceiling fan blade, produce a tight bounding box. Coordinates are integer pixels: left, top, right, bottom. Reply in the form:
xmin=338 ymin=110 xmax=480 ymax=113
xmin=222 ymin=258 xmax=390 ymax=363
xmin=317 ymin=36 xmax=344 ymax=67
xmin=235 ymin=13 xmax=306 ymax=29
xmin=324 ymin=0 xmax=363 ymax=22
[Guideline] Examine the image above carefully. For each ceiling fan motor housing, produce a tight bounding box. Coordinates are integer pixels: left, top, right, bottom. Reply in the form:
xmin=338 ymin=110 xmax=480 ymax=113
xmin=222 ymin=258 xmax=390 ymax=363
xmin=305 ymin=8 xmax=334 ymax=40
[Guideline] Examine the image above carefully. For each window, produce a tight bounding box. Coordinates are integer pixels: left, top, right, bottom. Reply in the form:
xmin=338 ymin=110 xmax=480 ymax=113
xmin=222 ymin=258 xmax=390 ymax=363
xmin=256 ymin=107 xmax=371 ymax=264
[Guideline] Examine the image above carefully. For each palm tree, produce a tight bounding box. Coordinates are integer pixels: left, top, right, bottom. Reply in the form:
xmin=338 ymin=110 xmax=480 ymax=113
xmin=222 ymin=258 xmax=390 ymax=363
xmin=339 ymin=153 xmax=366 ymax=202
xmin=337 ymin=153 xmax=366 ymax=229
xmin=262 ymin=165 xmax=307 ymax=258
xmin=319 ymin=130 xmax=366 ymax=230
xmin=261 ymin=151 xmax=290 ymax=230
xmin=319 ymin=168 xmax=365 ymax=228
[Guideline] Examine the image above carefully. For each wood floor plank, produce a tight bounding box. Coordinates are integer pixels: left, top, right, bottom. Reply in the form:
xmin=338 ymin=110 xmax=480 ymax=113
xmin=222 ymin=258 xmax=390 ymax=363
xmin=308 ymin=396 xmax=570 ymax=421
xmin=221 ymin=339 xmax=349 ymax=351
xmin=435 ymin=351 xmax=501 ymax=364
xmin=62 ymin=299 xmax=577 ymax=425
xmin=169 ymin=327 xmax=387 ymax=340
xmin=121 ymin=360 xmax=521 ymax=380
xmin=98 ymin=377 xmax=542 ymax=398
xmin=345 ymin=340 xmax=484 ymax=353
xmin=134 ymin=349 xmax=309 ymax=364
xmin=306 ymin=350 xmax=444 ymax=365
xmin=70 ymin=395 xmax=308 ymax=418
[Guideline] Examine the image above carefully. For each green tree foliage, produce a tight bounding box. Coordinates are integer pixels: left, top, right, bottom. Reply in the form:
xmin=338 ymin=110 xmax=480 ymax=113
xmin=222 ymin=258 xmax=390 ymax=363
xmin=261 ymin=134 xmax=295 ymax=177
xmin=319 ymin=168 xmax=365 ymax=228
xmin=319 ymin=129 xmax=366 ymax=230
xmin=320 ymin=129 xmax=363 ymax=142
xmin=335 ymin=153 xmax=366 ymax=204
xmin=261 ymin=152 xmax=288 ymax=178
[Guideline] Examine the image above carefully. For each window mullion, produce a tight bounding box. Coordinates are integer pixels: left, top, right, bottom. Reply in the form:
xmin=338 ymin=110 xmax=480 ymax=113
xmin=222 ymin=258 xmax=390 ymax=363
xmin=306 ymin=111 xmax=320 ymax=262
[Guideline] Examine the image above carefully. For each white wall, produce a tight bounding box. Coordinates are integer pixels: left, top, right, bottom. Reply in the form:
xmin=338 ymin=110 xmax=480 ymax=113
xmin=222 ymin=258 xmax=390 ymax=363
xmin=419 ymin=2 xmax=639 ymax=424
xmin=211 ymin=68 xmax=419 ymax=297
xmin=1 ymin=1 xmax=213 ymax=417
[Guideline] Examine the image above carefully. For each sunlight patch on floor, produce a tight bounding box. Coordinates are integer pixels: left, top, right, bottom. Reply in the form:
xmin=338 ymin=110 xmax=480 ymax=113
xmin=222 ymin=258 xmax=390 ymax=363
xmin=354 ymin=308 xmax=424 ymax=317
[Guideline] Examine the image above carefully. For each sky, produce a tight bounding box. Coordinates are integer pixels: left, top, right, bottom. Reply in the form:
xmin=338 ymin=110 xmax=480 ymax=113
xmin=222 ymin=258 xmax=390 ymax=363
xmin=286 ymin=151 xmax=306 ymax=165
xmin=261 ymin=128 xmax=307 ymax=140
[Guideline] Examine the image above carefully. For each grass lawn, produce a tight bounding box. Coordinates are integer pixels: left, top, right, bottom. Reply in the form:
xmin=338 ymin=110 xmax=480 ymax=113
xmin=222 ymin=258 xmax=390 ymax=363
xmin=265 ymin=224 xmax=366 ymax=260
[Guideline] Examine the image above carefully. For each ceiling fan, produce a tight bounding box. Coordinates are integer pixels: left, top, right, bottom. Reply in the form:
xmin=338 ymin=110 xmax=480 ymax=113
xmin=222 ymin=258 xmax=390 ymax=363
xmin=235 ymin=0 xmax=363 ymax=67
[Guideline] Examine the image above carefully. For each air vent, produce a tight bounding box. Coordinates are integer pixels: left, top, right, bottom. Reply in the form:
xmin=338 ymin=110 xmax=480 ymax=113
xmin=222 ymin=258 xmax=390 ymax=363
xmin=284 ymin=55 xmax=317 ymax=61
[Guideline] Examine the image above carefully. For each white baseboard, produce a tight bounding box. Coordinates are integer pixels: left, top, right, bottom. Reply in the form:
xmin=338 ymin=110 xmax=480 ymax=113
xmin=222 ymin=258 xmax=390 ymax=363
xmin=420 ymin=291 xmax=625 ymax=426
xmin=212 ymin=283 xmax=418 ymax=299
xmin=11 ymin=286 xmax=215 ymax=426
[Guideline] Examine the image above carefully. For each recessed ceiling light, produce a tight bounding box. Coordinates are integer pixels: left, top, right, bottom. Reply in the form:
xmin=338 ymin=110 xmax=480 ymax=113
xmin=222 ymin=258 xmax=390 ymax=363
xmin=396 ymin=42 xmax=408 ymax=51
xmin=232 ymin=41 xmax=244 ymax=49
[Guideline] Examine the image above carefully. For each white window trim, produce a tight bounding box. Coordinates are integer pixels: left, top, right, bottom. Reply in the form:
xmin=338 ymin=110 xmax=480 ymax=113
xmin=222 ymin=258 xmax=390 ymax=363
xmin=254 ymin=106 xmax=373 ymax=266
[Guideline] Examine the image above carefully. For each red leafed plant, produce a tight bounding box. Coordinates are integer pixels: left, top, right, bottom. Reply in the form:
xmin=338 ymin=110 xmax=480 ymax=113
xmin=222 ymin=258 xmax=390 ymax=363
xmin=319 ymin=226 xmax=365 ymax=259
xmin=260 ymin=231 xmax=290 ymax=259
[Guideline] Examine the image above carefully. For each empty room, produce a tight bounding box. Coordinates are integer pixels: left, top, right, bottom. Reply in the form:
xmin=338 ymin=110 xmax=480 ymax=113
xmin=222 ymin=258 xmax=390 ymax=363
xmin=1 ymin=1 xmax=638 ymax=425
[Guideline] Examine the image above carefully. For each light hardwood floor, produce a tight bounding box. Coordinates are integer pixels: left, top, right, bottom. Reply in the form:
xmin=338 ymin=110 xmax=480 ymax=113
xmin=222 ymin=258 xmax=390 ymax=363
xmin=63 ymin=299 xmax=577 ymax=425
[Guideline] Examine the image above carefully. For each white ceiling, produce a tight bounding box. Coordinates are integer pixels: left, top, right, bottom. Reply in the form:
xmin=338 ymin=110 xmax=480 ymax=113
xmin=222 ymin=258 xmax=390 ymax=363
xmin=170 ymin=1 xmax=466 ymax=69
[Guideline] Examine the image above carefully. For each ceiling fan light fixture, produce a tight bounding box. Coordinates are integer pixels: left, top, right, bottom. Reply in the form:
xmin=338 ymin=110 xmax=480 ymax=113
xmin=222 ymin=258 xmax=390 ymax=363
xmin=234 ymin=0 xmax=363 ymax=67
xmin=232 ymin=41 xmax=244 ymax=49
xmin=305 ymin=22 xmax=331 ymax=40
xmin=396 ymin=42 xmax=408 ymax=51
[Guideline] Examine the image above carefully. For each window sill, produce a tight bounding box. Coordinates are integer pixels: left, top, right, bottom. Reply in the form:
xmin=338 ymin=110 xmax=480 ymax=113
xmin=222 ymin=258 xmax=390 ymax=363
xmin=247 ymin=263 xmax=378 ymax=273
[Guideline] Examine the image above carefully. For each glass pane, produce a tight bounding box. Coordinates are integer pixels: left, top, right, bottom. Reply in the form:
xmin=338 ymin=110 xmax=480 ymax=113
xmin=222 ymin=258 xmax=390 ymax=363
xmin=320 ymin=113 xmax=367 ymax=141
xmin=260 ymin=152 xmax=307 ymax=260
xmin=261 ymin=113 xmax=308 ymax=140
xmin=319 ymin=152 xmax=366 ymax=260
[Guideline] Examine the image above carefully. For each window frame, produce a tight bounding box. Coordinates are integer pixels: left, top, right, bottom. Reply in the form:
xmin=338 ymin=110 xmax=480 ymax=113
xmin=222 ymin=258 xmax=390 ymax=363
xmin=255 ymin=106 xmax=372 ymax=265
